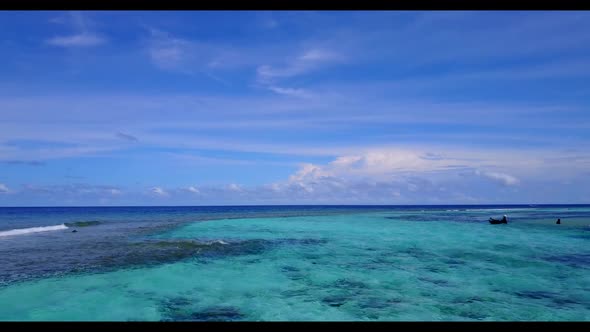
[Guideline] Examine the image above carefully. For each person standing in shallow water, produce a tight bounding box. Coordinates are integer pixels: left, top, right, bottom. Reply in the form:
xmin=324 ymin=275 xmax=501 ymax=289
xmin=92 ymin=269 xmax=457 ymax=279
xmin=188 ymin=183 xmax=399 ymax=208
xmin=557 ymin=218 xmax=561 ymax=224
xmin=502 ymin=215 xmax=508 ymax=223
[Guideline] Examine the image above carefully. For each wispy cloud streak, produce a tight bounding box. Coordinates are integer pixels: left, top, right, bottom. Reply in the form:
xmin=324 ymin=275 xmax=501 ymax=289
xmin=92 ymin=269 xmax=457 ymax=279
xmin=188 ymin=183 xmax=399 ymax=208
xmin=46 ymin=12 xmax=106 ymax=47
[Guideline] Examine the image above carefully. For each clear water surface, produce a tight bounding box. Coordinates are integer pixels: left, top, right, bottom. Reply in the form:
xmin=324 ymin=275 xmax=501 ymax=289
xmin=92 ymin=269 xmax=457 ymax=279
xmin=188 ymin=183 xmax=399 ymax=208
xmin=0 ymin=205 xmax=588 ymax=321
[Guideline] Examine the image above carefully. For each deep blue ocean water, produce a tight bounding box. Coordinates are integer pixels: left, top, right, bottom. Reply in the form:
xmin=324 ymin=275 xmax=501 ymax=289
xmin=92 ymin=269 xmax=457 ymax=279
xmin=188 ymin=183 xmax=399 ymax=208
xmin=0 ymin=205 xmax=588 ymax=321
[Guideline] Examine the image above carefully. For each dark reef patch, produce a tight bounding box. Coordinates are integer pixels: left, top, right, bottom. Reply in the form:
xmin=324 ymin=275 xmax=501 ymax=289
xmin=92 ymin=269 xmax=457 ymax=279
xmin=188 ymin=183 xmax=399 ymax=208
xmin=356 ymin=296 xmax=402 ymax=310
xmin=424 ymin=265 xmax=446 ymax=273
xmin=0 ymin=238 xmax=271 ymax=287
xmin=195 ymin=239 xmax=273 ymax=258
xmin=158 ymin=296 xmax=246 ymax=321
xmin=1 ymin=232 xmax=333 ymax=288
xmin=442 ymin=258 xmax=464 ymax=265
xmin=322 ymin=294 xmax=351 ymax=307
xmin=302 ymin=253 xmax=322 ymax=260
xmin=161 ymin=296 xmax=194 ymax=308
xmin=280 ymin=265 xmax=308 ymax=281
xmin=493 ymin=244 xmax=519 ymax=251
xmin=459 ymin=310 xmax=488 ymax=320
xmin=515 ymin=290 xmax=560 ymax=300
xmin=281 ymin=266 xmax=300 ymax=273
xmin=158 ymin=296 xmax=199 ymax=321
xmin=319 ymin=278 xmax=371 ymax=307
xmin=451 ymin=296 xmax=496 ymax=305
xmin=105 ymin=239 xmax=278 ymax=268
xmin=162 ymin=306 xmax=245 ymax=321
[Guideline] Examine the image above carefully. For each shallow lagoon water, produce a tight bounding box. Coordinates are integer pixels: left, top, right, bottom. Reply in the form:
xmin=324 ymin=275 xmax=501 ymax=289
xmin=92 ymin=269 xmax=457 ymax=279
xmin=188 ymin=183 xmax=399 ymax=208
xmin=0 ymin=206 xmax=588 ymax=321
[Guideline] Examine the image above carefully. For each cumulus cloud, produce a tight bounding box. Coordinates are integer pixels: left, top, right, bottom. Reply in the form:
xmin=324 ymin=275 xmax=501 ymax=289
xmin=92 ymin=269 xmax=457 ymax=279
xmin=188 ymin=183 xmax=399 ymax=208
xmin=287 ymin=149 xmax=463 ymax=183
xmin=3 ymin=144 xmax=580 ymax=205
xmin=281 ymin=148 xmax=536 ymax=186
xmin=475 ymin=170 xmax=520 ymax=186
xmin=288 ymin=163 xmax=329 ymax=183
xmin=255 ymin=148 xmax=527 ymax=203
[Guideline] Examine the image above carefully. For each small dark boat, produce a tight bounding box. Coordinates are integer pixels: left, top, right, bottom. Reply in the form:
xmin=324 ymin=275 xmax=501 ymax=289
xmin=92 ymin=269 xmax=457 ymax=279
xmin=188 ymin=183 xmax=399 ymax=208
xmin=489 ymin=218 xmax=507 ymax=224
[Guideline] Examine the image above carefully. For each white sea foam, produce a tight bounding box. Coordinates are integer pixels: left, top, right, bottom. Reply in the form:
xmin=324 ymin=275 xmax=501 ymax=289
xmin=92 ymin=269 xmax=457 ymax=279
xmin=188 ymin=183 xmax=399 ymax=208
xmin=208 ymin=240 xmax=229 ymax=245
xmin=0 ymin=224 xmax=68 ymax=238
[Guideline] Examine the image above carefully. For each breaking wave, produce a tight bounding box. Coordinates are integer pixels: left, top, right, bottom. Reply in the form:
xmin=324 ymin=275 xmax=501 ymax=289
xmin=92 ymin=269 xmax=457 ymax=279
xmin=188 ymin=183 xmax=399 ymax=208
xmin=0 ymin=224 xmax=69 ymax=238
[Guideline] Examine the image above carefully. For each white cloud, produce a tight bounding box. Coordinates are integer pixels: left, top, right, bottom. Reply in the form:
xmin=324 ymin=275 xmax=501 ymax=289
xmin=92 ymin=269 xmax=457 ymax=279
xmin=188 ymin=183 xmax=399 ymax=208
xmin=288 ymin=163 xmax=330 ymax=183
xmin=257 ymin=48 xmax=343 ymax=82
xmin=18 ymin=184 xmax=122 ymax=197
xmin=267 ymin=86 xmax=312 ymax=98
xmin=475 ymin=170 xmax=520 ymax=186
xmin=46 ymin=33 xmax=105 ymax=47
xmin=227 ymin=183 xmax=243 ymax=192
xmin=407 ymin=183 xmax=419 ymax=192
xmin=146 ymin=28 xmax=230 ymax=78
xmin=272 ymin=148 xmax=528 ymax=202
xmin=0 ymin=184 xmax=9 ymax=193
xmin=150 ymin=187 xmax=169 ymax=196
xmin=299 ymin=49 xmax=340 ymax=62
xmin=109 ymin=189 xmax=122 ymax=195
xmin=45 ymin=12 xmax=106 ymax=48
xmin=147 ymin=29 xmax=191 ymax=70
xmin=301 ymin=149 xmax=460 ymax=180
xmin=185 ymin=186 xmax=200 ymax=194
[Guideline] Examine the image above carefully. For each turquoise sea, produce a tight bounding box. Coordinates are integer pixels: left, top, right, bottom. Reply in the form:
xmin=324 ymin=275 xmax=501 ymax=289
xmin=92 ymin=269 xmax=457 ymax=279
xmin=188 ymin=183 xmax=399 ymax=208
xmin=0 ymin=205 xmax=588 ymax=321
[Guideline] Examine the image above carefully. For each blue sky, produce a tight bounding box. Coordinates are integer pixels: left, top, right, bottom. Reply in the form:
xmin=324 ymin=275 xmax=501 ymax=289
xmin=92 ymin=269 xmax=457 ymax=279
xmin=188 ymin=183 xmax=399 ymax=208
xmin=1 ymin=10 xmax=590 ymax=206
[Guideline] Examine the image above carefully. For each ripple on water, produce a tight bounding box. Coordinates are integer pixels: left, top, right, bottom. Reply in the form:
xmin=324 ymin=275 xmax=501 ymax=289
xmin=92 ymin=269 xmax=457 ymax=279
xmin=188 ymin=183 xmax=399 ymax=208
xmin=333 ymin=278 xmax=369 ymax=290
xmin=514 ymin=290 xmax=584 ymax=308
xmin=543 ymin=253 xmax=590 ymax=268
xmin=435 ymin=304 xmax=490 ymax=321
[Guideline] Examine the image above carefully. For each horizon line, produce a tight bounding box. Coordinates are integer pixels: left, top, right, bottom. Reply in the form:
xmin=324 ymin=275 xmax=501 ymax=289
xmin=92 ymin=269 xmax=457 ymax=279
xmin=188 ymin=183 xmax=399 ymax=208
xmin=1 ymin=204 xmax=589 ymax=208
